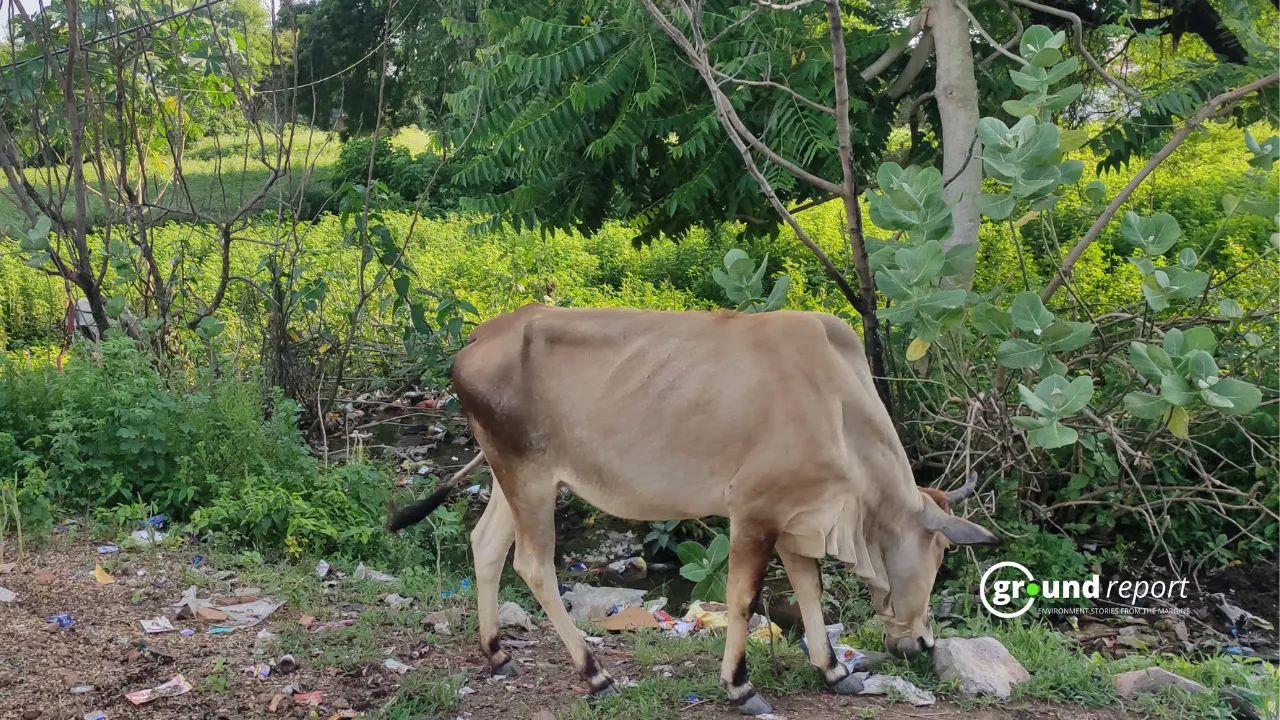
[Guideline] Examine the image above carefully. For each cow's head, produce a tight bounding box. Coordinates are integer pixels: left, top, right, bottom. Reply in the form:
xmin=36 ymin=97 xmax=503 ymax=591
xmin=872 ymin=474 xmax=1000 ymax=659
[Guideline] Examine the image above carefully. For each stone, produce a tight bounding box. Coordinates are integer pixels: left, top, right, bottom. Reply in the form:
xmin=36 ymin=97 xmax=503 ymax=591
xmin=931 ymin=636 xmax=1030 ymax=699
xmin=197 ymin=607 xmax=229 ymax=623
xmin=498 ymin=602 xmax=536 ymax=631
xmin=1114 ymin=667 xmax=1208 ymax=698
xmin=34 ymin=570 xmax=56 ymax=585
xmin=21 ymin=710 xmax=41 ymax=719
xmin=532 ymin=712 xmax=556 ymax=720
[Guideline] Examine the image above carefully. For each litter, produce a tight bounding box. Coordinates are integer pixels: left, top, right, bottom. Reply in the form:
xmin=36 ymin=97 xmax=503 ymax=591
xmin=859 ymin=673 xmax=936 ymax=706
xmin=684 ymin=602 xmax=728 ymax=631
xmin=645 ymin=597 xmax=668 ymax=614
xmin=141 ymin=617 xmax=175 ymax=634
xmin=749 ymin=621 xmax=783 ymax=642
xmin=384 ymin=593 xmax=415 ymax=609
xmin=93 ymin=565 xmax=115 ymax=585
xmin=131 ymin=529 xmax=166 ymax=546
xmin=668 ymin=620 xmax=698 ymax=638
xmin=191 ymin=555 xmax=203 ymax=565
xmin=498 ymin=601 xmax=536 ymax=631
xmin=314 ymin=619 xmax=356 ymax=632
xmin=383 ymin=658 xmax=412 ymax=674
xmin=84 ymin=712 xmax=107 ymax=720
xmin=125 ymin=675 xmax=192 ymax=705
xmin=276 ymin=654 xmax=298 ymax=674
xmin=0 ymin=587 xmax=14 ymax=603
xmin=180 ymin=629 xmax=195 ymax=637
xmin=247 ymin=664 xmax=271 ymax=679
xmin=97 ymin=546 xmax=119 ymax=555
xmin=172 ymin=585 xmax=282 ymax=627
xmin=293 ymin=691 xmax=322 ymax=706
xmin=560 ymin=583 xmax=647 ymax=622
xmin=602 ymin=606 xmax=660 ymax=632
xmin=440 ymin=579 xmax=471 ymax=599
xmin=254 ymin=629 xmax=278 ymax=656
xmin=48 ymin=613 xmax=74 ymax=628
xmin=144 ymin=514 xmax=167 ymax=528
xmin=352 ymin=563 xmax=397 ymax=583
xmin=315 ymin=560 xmax=331 ymax=579
xmin=568 ymin=562 xmax=588 ymax=573
xmin=1211 ymin=593 xmax=1276 ymax=632
xmin=69 ymin=684 xmax=96 ymax=694
xmin=606 ymin=556 xmax=647 ymax=578
xmin=457 ymin=686 xmax=476 ymax=697
xmin=207 ymin=626 xmax=236 ymax=634
xmin=197 ymin=607 xmax=229 ymax=623
xmin=798 ymin=624 xmax=844 ymax=656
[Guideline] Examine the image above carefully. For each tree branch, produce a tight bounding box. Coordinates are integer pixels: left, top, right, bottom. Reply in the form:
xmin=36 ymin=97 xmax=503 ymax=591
xmin=1006 ymin=0 xmax=1139 ymax=98
xmin=887 ymin=29 xmax=935 ymax=100
xmin=859 ymin=10 xmax=926 ymax=82
xmin=711 ymin=68 xmax=835 ymax=115
xmin=956 ymin=0 xmax=1026 ymax=67
xmin=1042 ymin=71 xmax=1280 ymax=302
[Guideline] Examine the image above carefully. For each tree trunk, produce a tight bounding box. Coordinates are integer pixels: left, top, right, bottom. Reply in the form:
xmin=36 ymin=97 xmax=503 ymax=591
xmin=929 ymin=0 xmax=983 ymax=288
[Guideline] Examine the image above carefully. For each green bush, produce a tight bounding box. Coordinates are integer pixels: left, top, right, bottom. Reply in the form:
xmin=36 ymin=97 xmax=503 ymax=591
xmin=335 ymin=136 xmax=444 ymax=205
xmin=0 ymin=338 xmax=390 ymax=554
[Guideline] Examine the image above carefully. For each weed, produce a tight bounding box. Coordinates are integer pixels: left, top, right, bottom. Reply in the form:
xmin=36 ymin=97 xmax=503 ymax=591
xmin=380 ymin=670 xmax=469 ymax=719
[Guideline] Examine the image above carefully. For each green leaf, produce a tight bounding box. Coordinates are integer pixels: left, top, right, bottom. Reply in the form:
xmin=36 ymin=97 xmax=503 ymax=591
xmin=705 ymin=534 xmax=729 ymax=568
xmin=1178 ymin=248 xmax=1198 ymax=269
xmin=1181 ymin=326 xmax=1216 ymax=354
xmin=1163 ymin=328 xmax=1186 ymax=358
xmin=24 ymin=251 xmax=50 ymax=268
xmin=1121 ymin=211 xmax=1181 ymax=255
xmin=1030 ymin=195 xmax=1062 ymax=211
xmin=874 ymin=269 xmax=915 ymax=302
xmin=1029 ymin=47 xmax=1064 ymax=68
xmin=680 ymin=564 xmax=710 ymax=582
xmin=1045 ymin=56 xmax=1081 ymax=85
xmin=1012 ymin=415 xmax=1047 ymax=431
xmin=1002 ymin=99 xmax=1040 ymax=118
xmin=970 ymin=302 xmax=1013 ymax=337
xmin=1058 ymin=159 xmax=1085 ymax=185
xmin=762 ymin=276 xmax=790 ymax=312
xmin=1217 ymin=299 xmax=1243 ymax=318
xmin=1160 ymin=373 xmax=1196 ymax=406
xmin=1210 ymin=378 xmax=1262 ymax=416
xmin=1184 ymin=350 xmax=1218 ymax=384
xmin=1058 ymin=375 xmax=1095 ymax=415
xmin=1020 ymin=25 xmax=1056 ymax=59
xmin=1244 ymin=332 xmax=1262 ymax=347
xmin=915 ymin=289 xmax=968 ymax=316
xmin=1200 ymin=389 xmax=1234 ymax=409
xmin=1222 ymin=194 xmax=1240 ymax=215
xmin=1166 ymin=406 xmax=1190 ymax=439
xmin=997 ymin=338 xmax=1046 ymax=369
xmin=1041 ymin=355 xmax=1068 ymax=379
xmin=1041 ymin=320 xmax=1095 ymax=352
xmin=896 ymin=241 xmax=946 ymax=285
xmin=1010 ymin=291 xmax=1055 ymax=335
xmin=978 ymin=117 xmax=1011 ymax=148
xmin=676 ymin=541 xmax=706 ymax=567
xmin=1031 ymin=420 xmax=1078 ymax=449
xmin=1083 ymin=180 xmax=1107 ymax=204
xmin=1124 ymin=392 xmax=1169 ymax=419
xmin=1129 ymin=343 xmax=1164 ymax=382
xmin=1018 ymin=382 xmax=1056 ymax=417
xmin=941 ymin=243 xmax=978 ymax=277
xmin=976 ymin=193 xmax=1015 ymax=220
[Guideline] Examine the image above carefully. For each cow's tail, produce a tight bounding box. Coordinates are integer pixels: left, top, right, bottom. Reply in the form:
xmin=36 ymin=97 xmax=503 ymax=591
xmin=385 ymin=452 xmax=487 ymax=532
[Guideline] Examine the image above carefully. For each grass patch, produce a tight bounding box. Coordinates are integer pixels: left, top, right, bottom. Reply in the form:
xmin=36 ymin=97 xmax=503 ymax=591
xmin=379 ymin=669 xmax=469 ymax=719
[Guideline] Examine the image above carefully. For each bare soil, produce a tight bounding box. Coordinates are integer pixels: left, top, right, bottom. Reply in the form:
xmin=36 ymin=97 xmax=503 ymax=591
xmin=0 ymin=537 xmax=1147 ymax=720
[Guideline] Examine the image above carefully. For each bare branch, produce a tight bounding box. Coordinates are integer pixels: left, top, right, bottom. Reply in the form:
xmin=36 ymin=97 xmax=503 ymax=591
xmin=1042 ymin=71 xmax=1279 ymax=302
xmin=712 ymin=68 xmax=836 ymax=115
xmin=753 ymin=0 xmax=818 ymax=9
xmin=887 ymin=29 xmax=935 ymax=100
xmin=956 ymin=0 xmax=1026 ymax=66
xmin=1006 ymin=0 xmax=1140 ymax=98
xmin=859 ymin=10 xmax=926 ymax=82
xmin=978 ymin=0 xmax=1024 ymax=70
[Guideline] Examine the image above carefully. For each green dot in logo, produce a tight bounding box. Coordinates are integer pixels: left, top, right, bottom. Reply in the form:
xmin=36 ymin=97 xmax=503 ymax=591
xmin=1026 ymin=583 xmax=1041 ymax=597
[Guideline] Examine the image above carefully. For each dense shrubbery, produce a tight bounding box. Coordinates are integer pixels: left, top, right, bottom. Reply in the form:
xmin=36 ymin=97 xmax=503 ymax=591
xmin=0 ymin=338 xmax=390 ymax=555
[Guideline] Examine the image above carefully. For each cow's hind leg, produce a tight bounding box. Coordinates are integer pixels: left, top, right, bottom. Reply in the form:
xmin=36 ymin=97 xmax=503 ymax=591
xmin=509 ymin=480 xmax=617 ymax=696
xmin=471 ymin=478 xmax=518 ymax=677
xmin=777 ymin=547 xmax=862 ymax=694
xmin=720 ymin=520 xmax=778 ymax=716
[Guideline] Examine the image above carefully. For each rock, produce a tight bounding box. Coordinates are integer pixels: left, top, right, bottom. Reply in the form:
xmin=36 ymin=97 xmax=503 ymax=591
xmin=331 ymin=697 xmax=350 ymax=710
xmin=498 ymin=602 xmax=536 ymax=631
xmin=0 ymin=587 xmax=15 ymax=603
xmin=384 ymin=594 xmax=415 ymax=609
xmin=197 ymin=607 xmax=229 ymax=623
xmin=21 ymin=710 xmax=41 ymax=719
xmin=298 ymin=615 xmax=316 ymax=630
xmin=0 ymin=562 xmax=15 ymax=574
xmin=532 ymin=712 xmax=556 ymax=720
xmin=34 ymin=570 xmax=56 ymax=585
xmin=931 ymin=637 xmax=1030 ymax=699
xmin=858 ymin=672 xmax=936 ymax=706
xmin=1114 ymin=667 xmax=1208 ymax=698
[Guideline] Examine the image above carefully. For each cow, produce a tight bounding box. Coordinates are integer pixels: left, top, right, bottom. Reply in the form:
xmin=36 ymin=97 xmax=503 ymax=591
xmin=388 ymin=303 xmax=998 ymax=715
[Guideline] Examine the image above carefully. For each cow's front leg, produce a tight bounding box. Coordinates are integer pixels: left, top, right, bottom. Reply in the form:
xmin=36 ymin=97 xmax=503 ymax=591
xmin=777 ymin=547 xmax=863 ymax=694
xmin=720 ymin=520 xmax=778 ymax=716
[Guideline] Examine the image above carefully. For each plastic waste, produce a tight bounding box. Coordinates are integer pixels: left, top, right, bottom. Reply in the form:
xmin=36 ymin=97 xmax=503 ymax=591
xmin=352 ymin=562 xmax=396 ymax=583
xmin=96 ymin=546 xmax=119 ymax=555
xmin=48 ymin=613 xmax=73 ymax=628
xmin=560 ymin=583 xmax=647 ymax=622
xmin=383 ymin=658 xmax=411 ymax=674
xmin=0 ymin=587 xmax=14 ymax=603
xmin=498 ymin=601 xmax=536 ymax=631
xmin=859 ymin=673 xmax=936 ymax=706
xmin=124 ymin=675 xmax=191 ymax=705
xmin=93 ymin=565 xmax=115 ymax=585
xmin=130 ymin=529 xmax=166 ymax=546
xmin=141 ymin=617 xmax=175 ymax=634
xmin=315 ymin=560 xmax=331 ymax=579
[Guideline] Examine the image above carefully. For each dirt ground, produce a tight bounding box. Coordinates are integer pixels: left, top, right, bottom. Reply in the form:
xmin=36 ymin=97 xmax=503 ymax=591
xmin=0 ymin=537 xmax=1152 ymax=720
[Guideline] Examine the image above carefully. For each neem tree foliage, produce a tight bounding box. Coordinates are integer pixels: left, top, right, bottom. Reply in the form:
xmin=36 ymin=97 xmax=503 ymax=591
xmin=440 ymin=0 xmax=902 ymax=239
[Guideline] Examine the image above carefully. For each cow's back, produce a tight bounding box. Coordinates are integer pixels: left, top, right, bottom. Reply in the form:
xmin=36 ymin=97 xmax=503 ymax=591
xmin=452 ymin=304 xmax=913 ymax=522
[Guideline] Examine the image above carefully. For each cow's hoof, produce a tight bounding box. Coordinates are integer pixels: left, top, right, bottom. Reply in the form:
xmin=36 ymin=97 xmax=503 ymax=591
xmin=590 ymin=680 xmax=619 ymax=698
xmin=734 ymin=693 xmax=774 ymax=716
xmin=830 ymin=672 xmax=864 ymax=695
xmin=493 ymin=659 xmax=522 ymax=679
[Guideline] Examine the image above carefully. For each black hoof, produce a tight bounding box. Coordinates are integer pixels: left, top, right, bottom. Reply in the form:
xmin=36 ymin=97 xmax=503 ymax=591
xmin=734 ymin=692 xmax=774 ymax=716
xmin=830 ymin=672 xmax=864 ymax=695
xmin=591 ymin=680 xmax=619 ymax=698
xmin=493 ymin=659 xmax=522 ymax=678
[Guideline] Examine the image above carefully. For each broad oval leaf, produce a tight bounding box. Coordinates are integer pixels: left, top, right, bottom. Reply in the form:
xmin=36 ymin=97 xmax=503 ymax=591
xmin=998 ymin=338 xmax=1046 ymax=369
xmin=1124 ymin=392 xmax=1169 ymax=420
xmin=1160 ymin=373 xmax=1196 ymax=406
xmin=971 ymin=302 xmax=1013 ymax=337
xmin=1041 ymin=320 xmax=1094 ymax=352
xmin=1210 ymin=378 xmax=1262 ymax=416
xmin=1010 ymin=291 xmax=1055 ymax=335
xmin=1217 ymin=299 xmax=1244 ymax=319
xmin=976 ymin=193 xmax=1015 ymax=220
xmin=1166 ymin=405 xmax=1190 ymax=439
xmin=1031 ymin=420 xmax=1078 ymax=449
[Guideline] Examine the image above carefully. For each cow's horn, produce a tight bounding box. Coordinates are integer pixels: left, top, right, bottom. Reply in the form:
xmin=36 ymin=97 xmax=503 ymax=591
xmin=944 ymin=472 xmax=978 ymax=505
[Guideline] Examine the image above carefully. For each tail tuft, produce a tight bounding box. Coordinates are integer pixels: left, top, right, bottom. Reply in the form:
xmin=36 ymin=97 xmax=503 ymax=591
xmin=385 ymin=483 xmax=457 ymax=532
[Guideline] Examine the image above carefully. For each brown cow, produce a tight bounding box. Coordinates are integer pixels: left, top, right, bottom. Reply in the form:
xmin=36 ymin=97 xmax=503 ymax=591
xmin=389 ymin=304 xmax=997 ymax=715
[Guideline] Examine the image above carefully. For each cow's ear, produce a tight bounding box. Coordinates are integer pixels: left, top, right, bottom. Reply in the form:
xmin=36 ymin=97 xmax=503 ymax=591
xmin=920 ymin=501 xmax=1001 ymax=545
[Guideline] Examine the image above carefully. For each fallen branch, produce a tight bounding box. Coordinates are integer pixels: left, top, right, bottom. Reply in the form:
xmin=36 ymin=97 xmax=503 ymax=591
xmin=1042 ymin=71 xmax=1280 ymax=301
